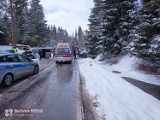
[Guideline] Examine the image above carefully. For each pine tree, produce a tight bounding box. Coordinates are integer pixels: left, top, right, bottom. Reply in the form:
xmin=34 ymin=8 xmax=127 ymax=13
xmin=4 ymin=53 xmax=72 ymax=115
xmin=101 ymin=0 xmax=135 ymax=57
xmin=134 ymin=0 xmax=160 ymax=63
xmin=16 ymin=0 xmax=30 ymax=44
xmin=88 ymin=0 xmax=136 ymax=57
xmin=78 ymin=26 xmax=85 ymax=48
xmin=0 ymin=0 xmax=7 ymax=16
xmin=0 ymin=13 xmax=11 ymax=45
xmin=29 ymin=0 xmax=49 ymax=47
xmin=53 ymin=25 xmax=57 ymax=41
xmin=88 ymin=0 xmax=104 ymax=54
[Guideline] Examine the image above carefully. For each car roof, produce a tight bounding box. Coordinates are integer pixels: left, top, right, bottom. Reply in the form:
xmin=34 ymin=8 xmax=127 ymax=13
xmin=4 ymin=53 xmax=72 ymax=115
xmin=57 ymin=42 xmax=70 ymax=45
xmin=0 ymin=45 xmax=12 ymax=50
xmin=0 ymin=53 xmax=20 ymax=57
xmin=57 ymin=43 xmax=70 ymax=48
xmin=0 ymin=45 xmax=25 ymax=54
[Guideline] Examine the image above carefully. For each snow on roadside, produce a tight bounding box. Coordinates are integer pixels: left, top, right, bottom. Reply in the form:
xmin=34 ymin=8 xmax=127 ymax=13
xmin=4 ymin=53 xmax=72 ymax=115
xmin=32 ymin=58 xmax=40 ymax=63
xmin=78 ymin=58 xmax=160 ymax=120
xmin=96 ymin=55 xmax=160 ymax=85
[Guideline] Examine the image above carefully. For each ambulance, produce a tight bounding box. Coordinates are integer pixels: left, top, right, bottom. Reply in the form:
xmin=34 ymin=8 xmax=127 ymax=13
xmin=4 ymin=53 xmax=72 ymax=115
xmin=55 ymin=43 xmax=72 ymax=63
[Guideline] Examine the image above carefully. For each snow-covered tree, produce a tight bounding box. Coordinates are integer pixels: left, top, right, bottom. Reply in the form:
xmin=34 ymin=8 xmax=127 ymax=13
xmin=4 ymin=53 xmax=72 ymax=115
xmin=88 ymin=0 xmax=136 ymax=57
xmin=29 ymin=0 xmax=49 ymax=47
xmin=0 ymin=13 xmax=11 ymax=45
xmin=78 ymin=26 xmax=85 ymax=48
xmin=17 ymin=0 xmax=30 ymax=44
xmin=0 ymin=0 xmax=7 ymax=16
xmin=134 ymin=1 xmax=160 ymax=63
xmin=88 ymin=0 xmax=104 ymax=54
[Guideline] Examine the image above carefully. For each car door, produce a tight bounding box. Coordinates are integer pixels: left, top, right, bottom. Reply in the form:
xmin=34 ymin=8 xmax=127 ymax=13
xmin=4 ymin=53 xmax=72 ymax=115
xmin=5 ymin=54 xmax=24 ymax=79
xmin=17 ymin=54 xmax=34 ymax=75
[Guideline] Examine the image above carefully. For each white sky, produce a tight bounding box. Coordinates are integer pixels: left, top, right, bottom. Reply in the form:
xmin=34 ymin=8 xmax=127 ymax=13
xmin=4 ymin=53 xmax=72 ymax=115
xmin=40 ymin=0 xmax=94 ymax=35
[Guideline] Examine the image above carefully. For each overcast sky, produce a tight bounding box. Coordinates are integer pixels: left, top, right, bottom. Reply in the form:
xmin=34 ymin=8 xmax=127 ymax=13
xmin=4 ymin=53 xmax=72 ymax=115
xmin=40 ymin=0 xmax=94 ymax=35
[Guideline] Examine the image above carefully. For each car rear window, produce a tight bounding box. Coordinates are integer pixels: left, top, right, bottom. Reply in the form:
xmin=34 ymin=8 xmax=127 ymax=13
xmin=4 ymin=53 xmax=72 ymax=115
xmin=56 ymin=48 xmax=70 ymax=54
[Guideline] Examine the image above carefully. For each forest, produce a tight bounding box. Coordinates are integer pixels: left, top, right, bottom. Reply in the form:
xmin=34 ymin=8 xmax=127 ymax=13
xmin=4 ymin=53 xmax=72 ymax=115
xmin=88 ymin=0 xmax=160 ymax=64
xmin=0 ymin=0 xmax=70 ymax=47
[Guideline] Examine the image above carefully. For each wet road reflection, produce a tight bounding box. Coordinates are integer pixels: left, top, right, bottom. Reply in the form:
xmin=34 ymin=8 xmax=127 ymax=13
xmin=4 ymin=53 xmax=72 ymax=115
xmin=0 ymin=60 xmax=79 ymax=120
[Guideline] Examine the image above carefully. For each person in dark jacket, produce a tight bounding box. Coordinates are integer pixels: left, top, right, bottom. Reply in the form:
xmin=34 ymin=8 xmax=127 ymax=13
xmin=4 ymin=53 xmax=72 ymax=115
xmin=39 ymin=50 xmax=42 ymax=60
xmin=73 ymin=47 xmax=79 ymax=59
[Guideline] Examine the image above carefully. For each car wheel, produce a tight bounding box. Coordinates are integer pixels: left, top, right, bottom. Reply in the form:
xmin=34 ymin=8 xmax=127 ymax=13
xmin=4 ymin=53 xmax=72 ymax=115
xmin=56 ymin=61 xmax=59 ymax=64
xmin=2 ymin=74 xmax=13 ymax=87
xmin=33 ymin=65 xmax=39 ymax=75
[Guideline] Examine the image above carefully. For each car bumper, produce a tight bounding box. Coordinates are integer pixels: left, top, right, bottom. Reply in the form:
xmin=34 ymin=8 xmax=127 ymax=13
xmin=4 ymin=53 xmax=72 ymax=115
xmin=55 ymin=57 xmax=72 ymax=62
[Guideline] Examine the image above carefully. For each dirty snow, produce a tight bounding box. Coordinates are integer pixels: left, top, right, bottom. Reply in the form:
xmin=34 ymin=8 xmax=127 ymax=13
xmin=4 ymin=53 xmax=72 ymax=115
xmin=78 ymin=57 xmax=160 ymax=120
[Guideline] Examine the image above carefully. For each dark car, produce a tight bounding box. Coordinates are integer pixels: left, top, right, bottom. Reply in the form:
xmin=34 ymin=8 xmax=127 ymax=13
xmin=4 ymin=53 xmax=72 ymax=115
xmin=22 ymin=50 xmax=34 ymax=59
xmin=79 ymin=48 xmax=88 ymax=58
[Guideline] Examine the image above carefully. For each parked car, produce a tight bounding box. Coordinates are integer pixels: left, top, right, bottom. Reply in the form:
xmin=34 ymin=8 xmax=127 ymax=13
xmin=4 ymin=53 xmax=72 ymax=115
xmin=22 ymin=50 xmax=34 ymax=59
xmin=55 ymin=43 xmax=72 ymax=63
xmin=0 ymin=53 xmax=39 ymax=87
xmin=32 ymin=49 xmax=40 ymax=59
xmin=16 ymin=45 xmax=34 ymax=59
xmin=79 ymin=48 xmax=88 ymax=58
xmin=32 ymin=48 xmax=52 ymax=59
xmin=16 ymin=44 xmax=31 ymax=51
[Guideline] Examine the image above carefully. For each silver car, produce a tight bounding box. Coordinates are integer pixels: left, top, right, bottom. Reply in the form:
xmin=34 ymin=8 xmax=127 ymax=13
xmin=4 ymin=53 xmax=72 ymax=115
xmin=0 ymin=53 xmax=39 ymax=87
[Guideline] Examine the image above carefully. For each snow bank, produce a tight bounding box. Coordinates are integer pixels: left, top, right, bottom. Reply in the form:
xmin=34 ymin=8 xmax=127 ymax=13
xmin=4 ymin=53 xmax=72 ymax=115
xmin=32 ymin=58 xmax=40 ymax=63
xmin=96 ymin=55 xmax=160 ymax=85
xmin=78 ymin=58 xmax=160 ymax=120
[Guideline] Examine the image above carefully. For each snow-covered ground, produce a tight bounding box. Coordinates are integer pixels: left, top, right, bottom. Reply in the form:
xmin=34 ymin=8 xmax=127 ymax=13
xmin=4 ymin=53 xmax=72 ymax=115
xmin=96 ymin=55 xmax=160 ymax=85
xmin=78 ymin=57 xmax=160 ymax=120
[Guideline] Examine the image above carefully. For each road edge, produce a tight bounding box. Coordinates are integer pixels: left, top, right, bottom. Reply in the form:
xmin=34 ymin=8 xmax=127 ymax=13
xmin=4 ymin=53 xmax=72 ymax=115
xmin=76 ymin=61 xmax=84 ymax=120
xmin=77 ymin=61 xmax=98 ymax=120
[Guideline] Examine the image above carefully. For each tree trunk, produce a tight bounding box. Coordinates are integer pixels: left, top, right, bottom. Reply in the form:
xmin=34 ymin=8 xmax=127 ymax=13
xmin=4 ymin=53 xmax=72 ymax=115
xmin=10 ymin=0 xmax=17 ymax=47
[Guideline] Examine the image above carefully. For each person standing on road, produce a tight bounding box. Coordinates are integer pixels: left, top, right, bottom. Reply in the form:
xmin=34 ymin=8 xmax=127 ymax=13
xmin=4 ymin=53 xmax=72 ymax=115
xmin=75 ymin=47 xmax=79 ymax=59
xmin=39 ymin=50 xmax=42 ymax=60
xmin=12 ymin=46 xmax=17 ymax=53
xmin=73 ymin=47 xmax=79 ymax=59
xmin=72 ymin=47 xmax=77 ymax=59
xmin=53 ymin=48 xmax=56 ymax=58
xmin=73 ymin=47 xmax=78 ymax=59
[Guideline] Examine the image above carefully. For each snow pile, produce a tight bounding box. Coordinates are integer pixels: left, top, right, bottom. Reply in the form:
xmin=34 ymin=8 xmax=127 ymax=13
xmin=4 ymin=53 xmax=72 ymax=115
xmin=32 ymin=58 xmax=40 ymax=63
xmin=78 ymin=58 xmax=160 ymax=120
xmin=96 ymin=55 xmax=160 ymax=85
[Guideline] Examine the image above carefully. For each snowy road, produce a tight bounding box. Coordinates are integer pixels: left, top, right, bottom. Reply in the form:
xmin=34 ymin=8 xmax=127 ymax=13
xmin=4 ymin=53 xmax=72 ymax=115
xmin=0 ymin=59 xmax=82 ymax=120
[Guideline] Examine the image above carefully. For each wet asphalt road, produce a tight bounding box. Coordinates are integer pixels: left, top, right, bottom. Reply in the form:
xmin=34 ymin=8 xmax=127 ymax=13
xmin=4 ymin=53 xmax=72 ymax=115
xmin=0 ymin=59 xmax=81 ymax=120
